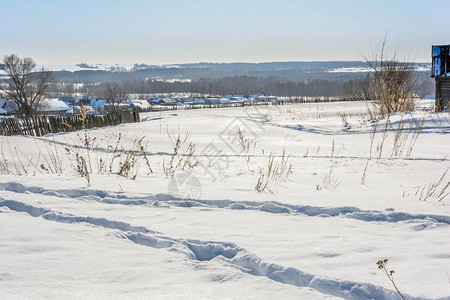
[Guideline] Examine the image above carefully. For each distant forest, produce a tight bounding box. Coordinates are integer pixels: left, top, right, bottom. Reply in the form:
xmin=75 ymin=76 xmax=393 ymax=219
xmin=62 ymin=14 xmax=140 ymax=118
xmin=49 ymin=61 xmax=434 ymax=98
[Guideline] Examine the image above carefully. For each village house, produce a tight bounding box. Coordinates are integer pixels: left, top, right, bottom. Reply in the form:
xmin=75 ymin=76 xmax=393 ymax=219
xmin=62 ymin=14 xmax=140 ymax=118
xmin=0 ymin=99 xmax=8 ymax=115
xmin=58 ymin=96 xmax=75 ymax=106
xmin=431 ymin=45 xmax=450 ymax=111
xmin=204 ymin=97 xmax=221 ymax=105
xmin=126 ymin=99 xmax=151 ymax=111
xmin=73 ymin=98 xmax=99 ymax=115
xmin=0 ymin=99 xmax=19 ymax=115
xmin=40 ymin=99 xmax=70 ymax=116
xmin=148 ymin=98 xmax=178 ymax=106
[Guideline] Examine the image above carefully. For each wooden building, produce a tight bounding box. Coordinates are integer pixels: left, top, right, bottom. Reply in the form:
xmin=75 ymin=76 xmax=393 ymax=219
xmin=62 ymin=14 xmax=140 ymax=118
xmin=431 ymin=45 xmax=450 ymax=111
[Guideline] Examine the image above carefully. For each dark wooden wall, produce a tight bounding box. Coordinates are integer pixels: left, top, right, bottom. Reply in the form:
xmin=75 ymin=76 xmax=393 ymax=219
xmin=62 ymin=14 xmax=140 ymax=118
xmin=0 ymin=111 xmax=140 ymax=137
xmin=435 ymin=77 xmax=450 ymax=111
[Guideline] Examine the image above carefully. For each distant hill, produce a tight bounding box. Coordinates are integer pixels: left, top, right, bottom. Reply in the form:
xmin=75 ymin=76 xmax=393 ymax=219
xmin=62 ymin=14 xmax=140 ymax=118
xmin=51 ymin=61 xmax=431 ymax=83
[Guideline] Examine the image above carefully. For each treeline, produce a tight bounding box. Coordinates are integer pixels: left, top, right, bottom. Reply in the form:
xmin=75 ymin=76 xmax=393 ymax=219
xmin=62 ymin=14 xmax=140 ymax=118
xmin=127 ymin=76 xmax=347 ymax=97
xmin=52 ymin=61 xmax=431 ymax=83
xmin=50 ymin=74 xmax=434 ymax=98
xmin=53 ymin=61 xmax=371 ymax=83
xmin=52 ymin=76 xmax=349 ymax=97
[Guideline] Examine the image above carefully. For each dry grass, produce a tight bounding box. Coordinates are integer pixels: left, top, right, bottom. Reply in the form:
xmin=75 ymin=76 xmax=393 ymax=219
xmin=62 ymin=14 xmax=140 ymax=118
xmin=255 ymin=149 xmax=293 ymax=193
xmin=163 ymin=128 xmax=198 ymax=179
xmin=0 ymin=136 xmax=65 ymax=176
xmin=337 ymin=112 xmax=349 ymax=125
xmin=330 ymin=139 xmax=335 ymax=158
xmin=316 ymin=166 xmax=340 ymax=190
xmin=64 ymin=131 xmax=154 ymax=184
xmin=416 ymin=168 xmax=450 ymax=202
xmin=71 ymin=147 xmax=91 ymax=186
xmin=367 ymin=112 xmax=426 ymax=161
xmin=361 ymin=159 xmax=369 ymax=185
xmin=0 ymin=126 xmax=157 ymax=186
xmin=375 ymin=117 xmax=390 ymax=159
xmin=237 ymin=127 xmax=257 ymax=168
xmin=389 ymin=113 xmax=427 ymax=158
xmin=361 ymin=38 xmax=415 ymax=115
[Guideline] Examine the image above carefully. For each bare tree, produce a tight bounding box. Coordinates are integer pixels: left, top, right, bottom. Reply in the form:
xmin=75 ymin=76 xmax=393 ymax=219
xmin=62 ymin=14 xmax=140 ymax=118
xmin=99 ymin=82 xmax=128 ymax=112
xmin=0 ymin=54 xmax=55 ymax=118
xmin=361 ymin=38 xmax=415 ymax=114
xmin=341 ymin=76 xmax=373 ymax=100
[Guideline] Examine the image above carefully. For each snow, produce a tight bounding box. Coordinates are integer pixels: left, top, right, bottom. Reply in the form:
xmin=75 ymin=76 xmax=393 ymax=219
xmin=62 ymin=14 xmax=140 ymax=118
xmin=125 ymin=99 xmax=151 ymax=109
xmin=327 ymin=67 xmax=368 ymax=73
xmin=0 ymin=100 xmax=449 ymax=299
xmin=35 ymin=64 xmax=135 ymax=72
xmin=328 ymin=66 xmax=431 ymax=73
xmin=42 ymin=99 xmax=70 ymax=111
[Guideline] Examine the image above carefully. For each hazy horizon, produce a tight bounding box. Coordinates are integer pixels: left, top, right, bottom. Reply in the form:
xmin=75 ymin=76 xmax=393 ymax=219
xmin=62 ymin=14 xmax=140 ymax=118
xmin=32 ymin=59 xmax=429 ymax=69
xmin=3 ymin=0 xmax=449 ymax=65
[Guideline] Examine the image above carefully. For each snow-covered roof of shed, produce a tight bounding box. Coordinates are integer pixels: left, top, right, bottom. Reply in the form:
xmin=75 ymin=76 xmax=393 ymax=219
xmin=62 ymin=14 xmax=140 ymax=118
xmin=42 ymin=99 xmax=70 ymax=111
xmin=125 ymin=99 xmax=151 ymax=109
xmin=161 ymin=98 xmax=177 ymax=103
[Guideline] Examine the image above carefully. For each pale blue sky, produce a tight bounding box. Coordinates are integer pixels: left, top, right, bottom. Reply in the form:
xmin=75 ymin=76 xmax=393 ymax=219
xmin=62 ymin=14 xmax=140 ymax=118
xmin=1 ymin=0 xmax=449 ymax=64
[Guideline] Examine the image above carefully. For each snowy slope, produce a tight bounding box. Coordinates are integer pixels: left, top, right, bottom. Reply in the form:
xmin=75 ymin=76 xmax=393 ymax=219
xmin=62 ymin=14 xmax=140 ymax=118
xmin=0 ymin=100 xmax=449 ymax=299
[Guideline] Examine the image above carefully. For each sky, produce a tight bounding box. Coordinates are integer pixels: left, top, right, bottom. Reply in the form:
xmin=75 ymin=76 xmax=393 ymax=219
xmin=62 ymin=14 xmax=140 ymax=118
xmin=1 ymin=0 xmax=449 ymax=65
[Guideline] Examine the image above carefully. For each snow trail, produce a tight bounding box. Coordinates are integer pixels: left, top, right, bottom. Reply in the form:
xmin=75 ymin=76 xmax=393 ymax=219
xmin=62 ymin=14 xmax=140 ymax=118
xmin=1 ymin=182 xmax=449 ymax=228
xmin=0 ymin=198 xmax=438 ymax=300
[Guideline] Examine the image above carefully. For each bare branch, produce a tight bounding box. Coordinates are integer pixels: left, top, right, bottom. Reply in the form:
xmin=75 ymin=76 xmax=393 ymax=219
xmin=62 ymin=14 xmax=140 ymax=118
xmin=0 ymin=54 xmax=55 ymax=118
xmin=359 ymin=37 xmax=415 ymax=114
xmin=98 ymin=82 xmax=128 ymax=112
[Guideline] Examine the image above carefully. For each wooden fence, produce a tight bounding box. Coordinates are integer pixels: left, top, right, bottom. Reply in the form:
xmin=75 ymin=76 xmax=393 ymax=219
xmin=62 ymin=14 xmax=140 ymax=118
xmin=0 ymin=97 xmax=353 ymax=136
xmin=136 ymin=97 xmax=356 ymax=113
xmin=0 ymin=111 xmax=139 ymax=137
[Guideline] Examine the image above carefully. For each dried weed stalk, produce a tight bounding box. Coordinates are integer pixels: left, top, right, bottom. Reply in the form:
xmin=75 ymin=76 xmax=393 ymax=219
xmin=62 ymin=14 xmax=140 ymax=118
xmin=416 ymin=168 xmax=449 ymax=202
xmin=163 ymin=128 xmax=198 ymax=179
xmin=256 ymin=149 xmax=293 ymax=192
xmin=376 ymin=259 xmax=406 ymax=300
xmin=316 ymin=166 xmax=340 ymax=190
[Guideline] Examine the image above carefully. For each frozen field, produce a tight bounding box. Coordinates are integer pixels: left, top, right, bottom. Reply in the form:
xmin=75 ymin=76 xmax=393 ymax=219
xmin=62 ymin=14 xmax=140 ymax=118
xmin=0 ymin=100 xmax=449 ymax=299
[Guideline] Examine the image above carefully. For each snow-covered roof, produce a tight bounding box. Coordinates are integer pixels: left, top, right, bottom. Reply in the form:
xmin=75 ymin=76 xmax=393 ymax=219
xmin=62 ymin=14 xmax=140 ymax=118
xmin=3 ymin=100 xmax=19 ymax=113
xmin=42 ymin=99 xmax=70 ymax=111
xmin=0 ymin=107 xmax=7 ymax=114
xmin=249 ymin=93 xmax=265 ymax=98
xmin=149 ymin=98 xmax=177 ymax=103
xmin=157 ymin=98 xmax=177 ymax=103
xmin=227 ymin=95 xmax=244 ymax=99
xmin=127 ymin=100 xmax=151 ymax=109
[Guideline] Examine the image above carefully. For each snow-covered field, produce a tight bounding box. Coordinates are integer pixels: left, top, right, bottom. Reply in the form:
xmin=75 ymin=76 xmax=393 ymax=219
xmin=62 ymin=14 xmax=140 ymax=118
xmin=0 ymin=100 xmax=449 ymax=299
